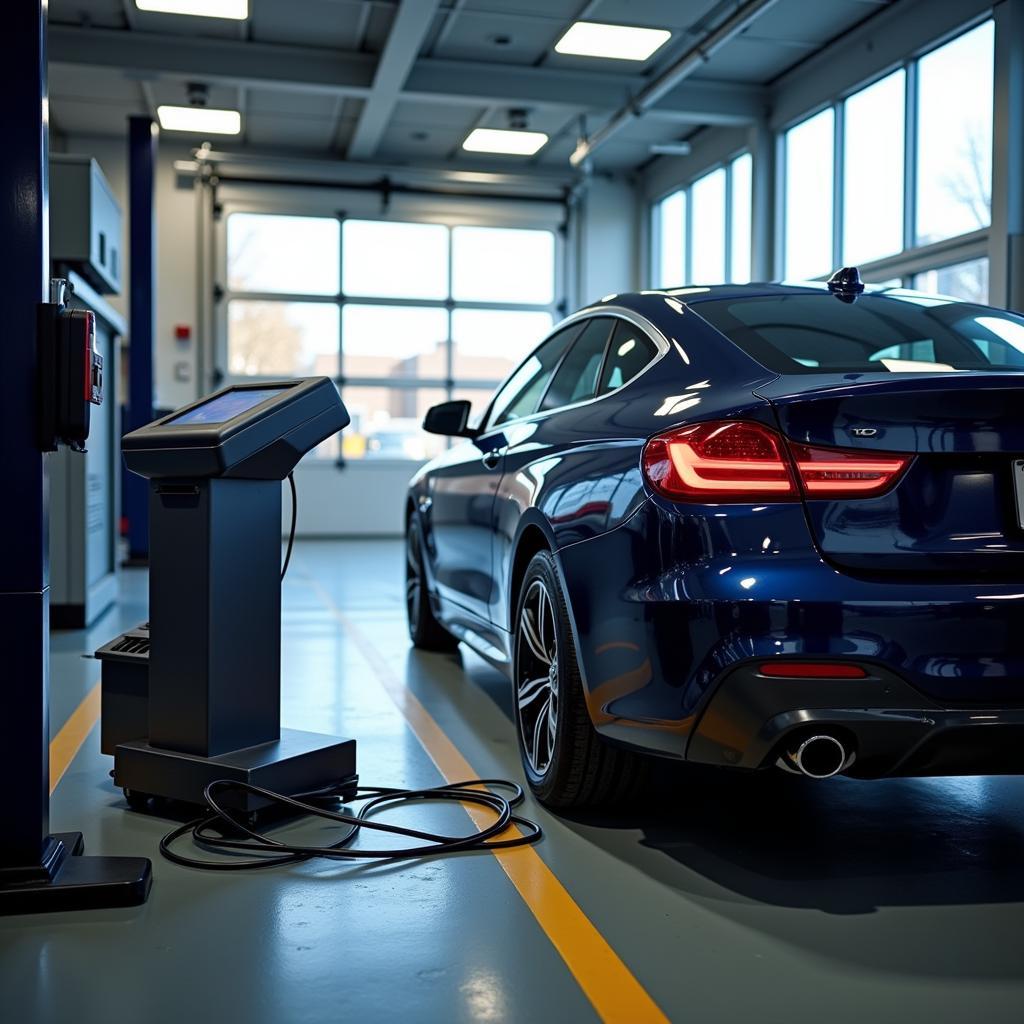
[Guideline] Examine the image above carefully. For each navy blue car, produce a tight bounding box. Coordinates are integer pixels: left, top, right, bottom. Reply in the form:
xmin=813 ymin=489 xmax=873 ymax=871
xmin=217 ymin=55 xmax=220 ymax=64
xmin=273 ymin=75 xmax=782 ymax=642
xmin=405 ymin=273 xmax=1024 ymax=808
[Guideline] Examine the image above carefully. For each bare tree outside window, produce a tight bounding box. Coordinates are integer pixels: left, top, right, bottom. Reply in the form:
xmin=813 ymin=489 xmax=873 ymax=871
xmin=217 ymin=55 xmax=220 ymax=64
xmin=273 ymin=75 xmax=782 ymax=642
xmin=228 ymin=302 xmax=305 ymax=376
xmin=941 ymin=122 xmax=992 ymax=233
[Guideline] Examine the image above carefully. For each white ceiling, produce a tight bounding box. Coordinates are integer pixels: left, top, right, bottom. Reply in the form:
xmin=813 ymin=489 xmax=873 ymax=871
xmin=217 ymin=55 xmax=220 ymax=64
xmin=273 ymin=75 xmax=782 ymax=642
xmin=47 ymin=0 xmax=894 ymax=171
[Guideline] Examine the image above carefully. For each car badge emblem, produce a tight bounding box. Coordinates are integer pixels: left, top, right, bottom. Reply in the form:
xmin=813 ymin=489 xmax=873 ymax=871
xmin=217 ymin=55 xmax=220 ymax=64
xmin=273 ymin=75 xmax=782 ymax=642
xmin=850 ymin=427 xmax=878 ymax=437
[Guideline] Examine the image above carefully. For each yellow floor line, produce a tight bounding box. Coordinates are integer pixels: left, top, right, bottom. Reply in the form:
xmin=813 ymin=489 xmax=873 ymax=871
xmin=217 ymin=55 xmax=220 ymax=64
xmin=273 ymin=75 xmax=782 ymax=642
xmin=308 ymin=579 xmax=670 ymax=1024
xmin=49 ymin=682 xmax=101 ymax=795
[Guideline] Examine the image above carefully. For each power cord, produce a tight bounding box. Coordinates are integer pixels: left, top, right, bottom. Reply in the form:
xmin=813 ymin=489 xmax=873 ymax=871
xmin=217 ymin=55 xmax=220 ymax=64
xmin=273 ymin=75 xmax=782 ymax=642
xmin=178 ymin=474 xmax=540 ymax=869
xmin=281 ymin=471 xmax=297 ymax=580
xmin=159 ymin=778 xmax=542 ymax=869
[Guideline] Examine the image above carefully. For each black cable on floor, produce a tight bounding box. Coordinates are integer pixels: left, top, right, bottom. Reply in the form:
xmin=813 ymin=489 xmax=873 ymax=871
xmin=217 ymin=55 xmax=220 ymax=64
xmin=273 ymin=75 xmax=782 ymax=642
xmin=280 ymin=471 xmax=297 ymax=580
xmin=159 ymin=778 xmax=542 ymax=870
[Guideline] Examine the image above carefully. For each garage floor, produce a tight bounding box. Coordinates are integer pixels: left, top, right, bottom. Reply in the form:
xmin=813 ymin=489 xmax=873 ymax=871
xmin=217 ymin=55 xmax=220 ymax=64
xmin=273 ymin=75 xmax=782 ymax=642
xmin=3 ymin=539 xmax=1024 ymax=1023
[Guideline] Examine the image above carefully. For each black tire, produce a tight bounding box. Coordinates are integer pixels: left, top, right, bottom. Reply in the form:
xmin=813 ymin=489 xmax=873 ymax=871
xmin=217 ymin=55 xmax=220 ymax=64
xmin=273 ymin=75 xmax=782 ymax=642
xmin=513 ymin=550 xmax=647 ymax=809
xmin=406 ymin=517 xmax=459 ymax=652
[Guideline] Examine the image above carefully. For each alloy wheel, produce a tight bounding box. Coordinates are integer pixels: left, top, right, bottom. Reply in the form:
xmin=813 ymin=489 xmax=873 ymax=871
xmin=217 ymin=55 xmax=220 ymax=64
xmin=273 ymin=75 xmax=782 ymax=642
xmin=516 ymin=579 xmax=559 ymax=774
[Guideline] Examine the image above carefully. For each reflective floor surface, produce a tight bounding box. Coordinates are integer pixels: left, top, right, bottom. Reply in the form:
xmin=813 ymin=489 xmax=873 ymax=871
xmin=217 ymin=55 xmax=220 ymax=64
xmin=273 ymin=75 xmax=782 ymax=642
xmin=3 ymin=540 xmax=1024 ymax=1023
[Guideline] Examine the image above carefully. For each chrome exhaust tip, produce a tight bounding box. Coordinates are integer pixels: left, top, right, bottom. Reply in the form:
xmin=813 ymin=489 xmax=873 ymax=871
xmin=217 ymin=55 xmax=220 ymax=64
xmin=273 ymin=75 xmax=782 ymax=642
xmin=784 ymin=733 xmax=847 ymax=779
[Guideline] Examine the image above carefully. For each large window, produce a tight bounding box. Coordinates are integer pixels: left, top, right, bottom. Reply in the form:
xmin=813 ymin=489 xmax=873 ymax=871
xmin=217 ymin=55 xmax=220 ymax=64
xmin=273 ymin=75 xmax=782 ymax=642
xmin=654 ymin=190 xmax=685 ymax=288
xmin=653 ymin=152 xmax=752 ymax=288
xmin=729 ymin=153 xmax=752 ymax=285
xmin=913 ymin=258 xmax=990 ymax=304
xmin=843 ymin=69 xmax=905 ymax=265
xmin=691 ymin=167 xmax=726 ymax=283
xmin=781 ymin=18 xmax=994 ymax=300
xmin=783 ymin=108 xmax=834 ymax=280
xmin=916 ymin=21 xmax=994 ymax=245
xmin=223 ymin=214 xmax=559 ymax=460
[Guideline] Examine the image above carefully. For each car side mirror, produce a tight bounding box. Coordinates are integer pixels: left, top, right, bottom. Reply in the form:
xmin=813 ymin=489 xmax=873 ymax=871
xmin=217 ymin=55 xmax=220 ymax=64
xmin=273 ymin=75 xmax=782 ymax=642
xmin=423 ymin=400 xmax=478 ymax=439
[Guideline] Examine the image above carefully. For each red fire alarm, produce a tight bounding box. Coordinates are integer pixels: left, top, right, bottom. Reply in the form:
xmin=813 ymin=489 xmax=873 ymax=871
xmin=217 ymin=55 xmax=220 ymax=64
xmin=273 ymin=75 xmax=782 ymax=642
xmin=174 ymin=324 xmax=192 ymax=341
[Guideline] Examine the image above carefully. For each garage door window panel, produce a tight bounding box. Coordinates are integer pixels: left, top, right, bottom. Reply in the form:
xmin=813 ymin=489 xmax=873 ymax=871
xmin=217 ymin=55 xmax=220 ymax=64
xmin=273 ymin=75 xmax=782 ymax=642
xmin=341 ymin=304 xmax=449 ymax=382
xmin=341 ymin=385 xmax=448 ymax=462
xmin=222 ymin=203 xmax=563 ymax=462
xmin=452 ymin=226 xmax=555 ymax=305
xmin=227 ymin=213 xmax=340 ymax=296
xmin=451 ymin=308 xmax=555 ymax=382
xmin=342 ymin=220 xmax=449 ymax=300
xmin=228 ymin=300 xmax=339 ymax=377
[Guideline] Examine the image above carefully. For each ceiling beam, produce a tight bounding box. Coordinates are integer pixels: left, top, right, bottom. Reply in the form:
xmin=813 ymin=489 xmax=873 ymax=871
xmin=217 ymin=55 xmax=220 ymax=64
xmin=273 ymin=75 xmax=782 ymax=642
xmin=48 ymin=25 xmax=376 ymax=95
xmin=48 ymin=25 xmax=764 ymax=126
xmin=403 ymin=60 xmax=762 ymax=125
xmin=348 ymin=0 xmax=442 ymax=160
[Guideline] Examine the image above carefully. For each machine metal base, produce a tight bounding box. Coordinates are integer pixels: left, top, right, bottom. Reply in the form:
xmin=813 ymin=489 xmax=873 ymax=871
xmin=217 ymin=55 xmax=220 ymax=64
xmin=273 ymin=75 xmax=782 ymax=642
xmin=114 ymin=728 xmax=358 ymax=812
xmin=0 ymin=832 xmax=152 ymax=916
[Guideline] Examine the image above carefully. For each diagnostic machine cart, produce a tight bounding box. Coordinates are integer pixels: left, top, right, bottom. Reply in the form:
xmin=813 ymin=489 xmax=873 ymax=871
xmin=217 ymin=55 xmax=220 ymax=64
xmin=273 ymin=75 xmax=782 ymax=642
xmin=100 ymin=378 xmax=357 ymax=812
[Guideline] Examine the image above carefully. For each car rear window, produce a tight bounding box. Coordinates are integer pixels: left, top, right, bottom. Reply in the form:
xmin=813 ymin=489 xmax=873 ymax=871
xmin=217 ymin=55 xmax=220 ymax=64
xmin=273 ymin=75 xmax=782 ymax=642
xmin=694 ymin=292 xmax=1024 ymax=374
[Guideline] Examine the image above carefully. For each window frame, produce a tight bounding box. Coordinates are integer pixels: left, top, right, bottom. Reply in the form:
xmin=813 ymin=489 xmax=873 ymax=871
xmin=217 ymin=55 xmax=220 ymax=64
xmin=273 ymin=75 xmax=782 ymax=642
xmin=775 ymin=15 xmax=995 ymax=298
xmin=650 ymin=149 xmax=753 ymax=289
xmin=480 ymin=307 xmax=670 ymax=434
xmin=214 ymin=192 xmax=567 ymax=463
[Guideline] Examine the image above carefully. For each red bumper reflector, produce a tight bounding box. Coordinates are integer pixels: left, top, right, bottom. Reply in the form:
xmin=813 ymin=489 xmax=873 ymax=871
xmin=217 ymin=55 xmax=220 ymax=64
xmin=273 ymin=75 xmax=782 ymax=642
xmin=758 ymin=662 xmax=867 ymax=679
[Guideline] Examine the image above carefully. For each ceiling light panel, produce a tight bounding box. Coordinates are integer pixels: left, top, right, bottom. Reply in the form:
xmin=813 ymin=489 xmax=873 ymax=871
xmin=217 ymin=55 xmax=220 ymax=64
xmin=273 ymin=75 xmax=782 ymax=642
xmin=554 ymin=21 xmax=671 ymax=61
xmin=136 ymin=0 xmax=248 ymax=19
xmin=462 ymin=128 xmax=548 ymax=156
xmin=157 ymin=105 xmax=242 ymax=135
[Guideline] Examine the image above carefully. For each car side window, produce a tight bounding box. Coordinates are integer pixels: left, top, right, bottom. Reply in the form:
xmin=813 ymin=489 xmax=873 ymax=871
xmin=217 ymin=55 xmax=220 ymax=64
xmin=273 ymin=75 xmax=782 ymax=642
xmin=540 ymin=318 xmax=614 ymax=412
xmin=598 ymin=321 xmax=659 ymax=395
xmin=488 ymin=325 xmax=580 ymax=428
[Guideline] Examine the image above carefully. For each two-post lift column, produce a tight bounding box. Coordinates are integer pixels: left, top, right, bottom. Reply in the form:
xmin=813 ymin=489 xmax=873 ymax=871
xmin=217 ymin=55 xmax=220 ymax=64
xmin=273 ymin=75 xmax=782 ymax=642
xmin=0 ymin=0 xmax=150 ymax=914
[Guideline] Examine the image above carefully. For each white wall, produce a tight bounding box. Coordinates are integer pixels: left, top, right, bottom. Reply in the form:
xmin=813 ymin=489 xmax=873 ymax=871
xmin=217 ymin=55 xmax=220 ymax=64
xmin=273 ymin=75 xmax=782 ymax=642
xmin=61 ymin=133 xmax=198 ymax=413
xmin=289 ymin=462 xmax=415 ymax=536
xmin=574 ymin=174 xmax=641 ymax=305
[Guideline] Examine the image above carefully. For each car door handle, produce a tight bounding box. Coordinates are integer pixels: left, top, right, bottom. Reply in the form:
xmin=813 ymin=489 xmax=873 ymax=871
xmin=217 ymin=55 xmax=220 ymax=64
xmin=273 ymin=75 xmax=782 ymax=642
xmin=481 ymin=449 xmax=503 ymax=470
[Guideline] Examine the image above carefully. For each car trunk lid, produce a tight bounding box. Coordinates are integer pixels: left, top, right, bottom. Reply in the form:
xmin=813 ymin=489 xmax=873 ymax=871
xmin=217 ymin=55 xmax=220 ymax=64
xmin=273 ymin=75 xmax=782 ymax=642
xmin=757 ymin=372 xmax=1024 ymax=578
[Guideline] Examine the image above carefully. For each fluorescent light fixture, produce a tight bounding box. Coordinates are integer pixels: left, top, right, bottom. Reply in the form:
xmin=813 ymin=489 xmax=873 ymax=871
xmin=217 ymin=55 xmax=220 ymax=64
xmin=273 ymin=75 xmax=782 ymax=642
xmin=555 ymin=21 xmax=671 ymax=61
xmin=157 ymin=105 xmax=241 ymax=135
xmin=136 ymin=0 xmax=248 ymax=18
xmin=649 ymin=142 xmax=692 ymax=157
xmin=462 ymin=128 xmax=548 ymax=156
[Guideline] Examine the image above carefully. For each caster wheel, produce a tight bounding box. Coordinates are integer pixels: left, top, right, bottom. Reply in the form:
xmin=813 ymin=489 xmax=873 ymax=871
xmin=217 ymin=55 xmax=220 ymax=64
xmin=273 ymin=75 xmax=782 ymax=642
xmin=122 ymin=788 xmax=152 ymax=812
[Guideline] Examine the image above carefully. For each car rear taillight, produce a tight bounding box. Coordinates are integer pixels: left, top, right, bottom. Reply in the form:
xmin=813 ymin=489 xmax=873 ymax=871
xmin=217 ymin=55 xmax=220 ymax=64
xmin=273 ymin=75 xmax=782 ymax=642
xmin=641 ymin=420 xmax=911 ymax=502
xmin=788 ymin=441 xmax=910 ymax=497
xmin=642 ymin=420 xmax=798 ymax=500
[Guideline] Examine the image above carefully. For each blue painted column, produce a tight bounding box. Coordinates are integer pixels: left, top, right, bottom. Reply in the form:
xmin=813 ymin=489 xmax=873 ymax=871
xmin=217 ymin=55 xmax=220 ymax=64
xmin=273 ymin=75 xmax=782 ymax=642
xmin=0 ymin=0 xmax=51 ymax=870
xmin=0 ymin=1 xmax=151 ymax=913
xmin=125 ymin=116 xmax=157 ymax=563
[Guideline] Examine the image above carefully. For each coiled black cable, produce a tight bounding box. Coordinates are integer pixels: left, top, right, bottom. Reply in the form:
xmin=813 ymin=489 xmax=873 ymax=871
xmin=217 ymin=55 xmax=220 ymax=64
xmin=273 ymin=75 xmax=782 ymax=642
xmin=159 ymin=778 xmax=542 ymax=870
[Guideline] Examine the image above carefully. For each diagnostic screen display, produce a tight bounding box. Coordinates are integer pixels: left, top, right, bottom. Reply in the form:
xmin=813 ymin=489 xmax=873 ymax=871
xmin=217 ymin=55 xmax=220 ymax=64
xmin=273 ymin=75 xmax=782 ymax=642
xmin=168 ymin=387 xmax=287 ymax=426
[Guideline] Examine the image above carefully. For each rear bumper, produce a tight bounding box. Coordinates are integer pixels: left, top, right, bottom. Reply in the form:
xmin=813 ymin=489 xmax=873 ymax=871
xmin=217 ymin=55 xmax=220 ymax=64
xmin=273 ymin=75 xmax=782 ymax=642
xmin=555 ymin=499 xmax=1024 ymax=764
xmin=687 ymin=660 xmax=1024 ymax=778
